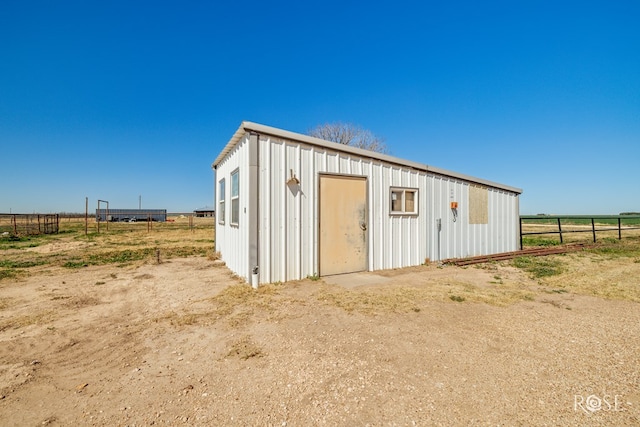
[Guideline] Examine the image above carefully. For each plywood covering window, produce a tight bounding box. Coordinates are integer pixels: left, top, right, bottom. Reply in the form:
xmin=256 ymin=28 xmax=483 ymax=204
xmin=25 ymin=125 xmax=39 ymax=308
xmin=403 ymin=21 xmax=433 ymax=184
xmin=218 ymin=179 xmax=225 ymax=225
xmin=469 ymin=184 xmax=488 ymax=224
xmin=230 ymin=169 xmax=239 ymax=226
xmin=390 ymin=188 xmax=418 ymax=215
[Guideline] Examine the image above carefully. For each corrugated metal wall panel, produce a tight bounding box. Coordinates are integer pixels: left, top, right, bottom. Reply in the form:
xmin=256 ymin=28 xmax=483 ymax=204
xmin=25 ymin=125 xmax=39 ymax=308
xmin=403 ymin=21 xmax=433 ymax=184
xmin=285 ymin=142 xmax=300 ymax=281
xmin=300 ymin=146 xmax=315 ymax=278
xmin=425 ymin=176 xmax=519 ymax=261
xmin=259 ymin=137 xmax=271 ymax=283
xmin=215 ymin=135 xmax=250 ymax=281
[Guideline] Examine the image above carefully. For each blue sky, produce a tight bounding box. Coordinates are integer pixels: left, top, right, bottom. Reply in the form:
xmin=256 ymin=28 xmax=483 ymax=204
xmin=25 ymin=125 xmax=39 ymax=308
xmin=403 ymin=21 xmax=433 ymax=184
xmin=1 ymin=1 xmax=638 ymax=214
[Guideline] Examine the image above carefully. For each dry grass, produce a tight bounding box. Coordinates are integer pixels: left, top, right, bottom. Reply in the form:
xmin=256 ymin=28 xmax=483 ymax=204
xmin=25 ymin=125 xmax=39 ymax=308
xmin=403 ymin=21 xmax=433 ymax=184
xmin=314 ymin=278 xmax=536 ymax=314
xmin=62 ymin=295 xmax=101 ymax=308
xmin=313 ymin=239 xmax=640 ymax=312
xmin=315 ymin=285 xmax=425 ymax=313
xmin=541 ymin=251 xmax=640 ymax=302
xmin=156 ymin=282 xmax=300 ymax=328
xmin=158 ymin=311 xmax=203 ymax=327
xmin=209 ymin=282 xmax=282 ymax=315
xmin=516 ymin=239 xmax=640 ymax=302
xmin=206 ymin=282 xmax=302 ymax=326
xmin=226 ymin=336 xmax=265 ymax=360
xmin=0 ymin=216 xmax=215 ymax=280
xmin=0 ymin=310 xmax=56 ymax=332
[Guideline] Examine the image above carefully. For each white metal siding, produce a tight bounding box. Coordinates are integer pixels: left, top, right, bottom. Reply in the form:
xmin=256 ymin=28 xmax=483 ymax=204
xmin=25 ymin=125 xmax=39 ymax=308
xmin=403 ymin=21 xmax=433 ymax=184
xmin=258 ymin=135 xmax=429 ymax=284
xmin=219 ymin=131 xmax=520 ymax=284
xmin=215 ymin=135 xmax=251 ymax=281
xmin=426 ymin=176 xmax=519 ymax=261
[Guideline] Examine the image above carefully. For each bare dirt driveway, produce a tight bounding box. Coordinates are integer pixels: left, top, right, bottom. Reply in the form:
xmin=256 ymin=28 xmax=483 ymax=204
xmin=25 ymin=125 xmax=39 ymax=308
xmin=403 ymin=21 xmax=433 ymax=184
xmin=1 ymin=250 xmax=639 ymax=426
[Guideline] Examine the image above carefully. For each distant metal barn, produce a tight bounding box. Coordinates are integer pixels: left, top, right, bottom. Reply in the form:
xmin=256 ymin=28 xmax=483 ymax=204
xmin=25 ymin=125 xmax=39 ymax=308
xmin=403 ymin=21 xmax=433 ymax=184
xmin=194 ymin=207 xmax=216 ymax=217
xmin=95 ymin=209 xmax=167 ymax=222
xmin=212 ymin=122 xmax=522 ymax=285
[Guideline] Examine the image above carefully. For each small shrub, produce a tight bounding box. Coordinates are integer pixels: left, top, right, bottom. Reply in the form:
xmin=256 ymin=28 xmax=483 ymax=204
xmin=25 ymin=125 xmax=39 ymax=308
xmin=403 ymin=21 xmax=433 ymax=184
xmin=449 ymin=295 xmax=465 ymax=302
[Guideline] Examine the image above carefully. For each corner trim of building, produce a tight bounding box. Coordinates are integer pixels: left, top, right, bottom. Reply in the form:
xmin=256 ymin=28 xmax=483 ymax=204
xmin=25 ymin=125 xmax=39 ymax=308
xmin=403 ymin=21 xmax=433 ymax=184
xmin=248 ymin=132 xmax=259 ymax=284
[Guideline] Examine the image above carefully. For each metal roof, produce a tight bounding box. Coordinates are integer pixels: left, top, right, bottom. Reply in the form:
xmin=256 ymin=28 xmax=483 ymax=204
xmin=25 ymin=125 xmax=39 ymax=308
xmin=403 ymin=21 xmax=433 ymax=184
xmin=212 ymin=121 xmax=522 ymax=194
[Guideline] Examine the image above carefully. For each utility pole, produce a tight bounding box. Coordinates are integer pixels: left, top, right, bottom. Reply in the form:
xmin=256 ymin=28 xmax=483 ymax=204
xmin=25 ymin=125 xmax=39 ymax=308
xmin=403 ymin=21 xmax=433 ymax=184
xmin=139 ymin=195 xmax=141 ymax=210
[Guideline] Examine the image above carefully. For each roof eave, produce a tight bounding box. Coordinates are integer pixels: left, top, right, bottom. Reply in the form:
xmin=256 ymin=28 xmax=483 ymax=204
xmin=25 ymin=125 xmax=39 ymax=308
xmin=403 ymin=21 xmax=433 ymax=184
xmin=212 ymin=121 xmax=522 ymax=194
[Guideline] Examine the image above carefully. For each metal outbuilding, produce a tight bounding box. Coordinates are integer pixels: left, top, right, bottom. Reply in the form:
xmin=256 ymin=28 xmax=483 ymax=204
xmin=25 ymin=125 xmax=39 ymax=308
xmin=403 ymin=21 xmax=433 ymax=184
xmin=212 ymin=122 xmax=522 ymax=285
xmin=96 ymin=209 xmax=167 ymax=222
xmin=194 ymin=206 xmax=216 ymax=217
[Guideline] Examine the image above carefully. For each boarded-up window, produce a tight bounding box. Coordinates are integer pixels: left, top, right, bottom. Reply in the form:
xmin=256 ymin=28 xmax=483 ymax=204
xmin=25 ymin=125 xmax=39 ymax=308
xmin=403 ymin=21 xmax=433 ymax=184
xmin=469 ymin=184 xmax=488 ymax=224
xmin=405 ymin=191 xmax=415 ymax=212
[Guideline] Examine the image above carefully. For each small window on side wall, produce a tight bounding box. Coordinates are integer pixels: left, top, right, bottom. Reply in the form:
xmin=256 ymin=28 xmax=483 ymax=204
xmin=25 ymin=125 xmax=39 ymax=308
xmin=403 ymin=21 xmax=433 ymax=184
xmin=231 ymin=169 xmax=239 ymax=226
xmin=218 ymin=179 xmax=225 ymax=225
xmin=390 ymin=188 xmax=418 ymax=215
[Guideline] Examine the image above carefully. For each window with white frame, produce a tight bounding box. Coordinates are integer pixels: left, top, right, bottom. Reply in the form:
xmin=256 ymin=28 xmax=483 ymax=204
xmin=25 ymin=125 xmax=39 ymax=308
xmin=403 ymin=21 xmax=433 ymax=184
xmin=390 ymin=187 xmax=418 ymax=215
xmin=231 ymin=169 xmax=239 ymax=225
xmin=218 ymin=179 xmax=225 ymax=224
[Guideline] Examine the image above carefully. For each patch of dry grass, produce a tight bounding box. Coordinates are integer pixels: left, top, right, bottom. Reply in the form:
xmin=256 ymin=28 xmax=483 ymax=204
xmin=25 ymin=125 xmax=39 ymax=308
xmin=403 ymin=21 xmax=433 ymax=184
xmin=314 ymin=285 xmax=423 ymax=314
xmin=540 ymin=251 xmax=640 ymax=302
xmin=209 ymin=282 xmax=283 ymax=315
xmin=314 ymin=278 xmax=537 ymax=314
xmin=207 ymin=282 xmax=298 ymax=326
xmin=226 ymin=335 xmax=265 ymax=360
xmin=0 ymin=310 xmax=56 ymax=332
xmin=158 ymin=311 xmax=203 ymax=326
xmin=156 ymin=282 xmax=301 ymax=328
xmin=62 ymin=295 xmax=101 ymax=308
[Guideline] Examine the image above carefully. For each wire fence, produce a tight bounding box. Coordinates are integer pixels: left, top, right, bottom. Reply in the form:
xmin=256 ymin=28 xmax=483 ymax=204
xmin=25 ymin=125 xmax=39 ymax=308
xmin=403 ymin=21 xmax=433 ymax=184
xmin=0 ymin=214 xmax=60 ymax=236
xmin=1 ymin=213 xmax=214 ymax=236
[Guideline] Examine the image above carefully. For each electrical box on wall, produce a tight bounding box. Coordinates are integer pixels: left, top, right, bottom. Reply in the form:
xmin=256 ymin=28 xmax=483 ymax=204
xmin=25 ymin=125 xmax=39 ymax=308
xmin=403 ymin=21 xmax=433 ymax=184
xmin=450 ymin=201 xmax=458 ymax=209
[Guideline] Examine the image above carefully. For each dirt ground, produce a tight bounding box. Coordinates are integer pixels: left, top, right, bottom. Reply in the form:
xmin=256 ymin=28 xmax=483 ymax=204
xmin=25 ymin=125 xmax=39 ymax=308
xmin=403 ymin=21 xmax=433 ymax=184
xmin=1 ymin=248 xmax=639 ymax=426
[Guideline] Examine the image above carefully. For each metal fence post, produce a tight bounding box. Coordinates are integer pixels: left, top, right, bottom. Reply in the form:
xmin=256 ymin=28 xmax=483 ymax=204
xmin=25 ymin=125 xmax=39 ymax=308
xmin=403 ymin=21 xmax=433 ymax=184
xmin=618 ymin=217 xmax=622 ymax=240
xmin=557 ymin=217 xmax=563 ymax=243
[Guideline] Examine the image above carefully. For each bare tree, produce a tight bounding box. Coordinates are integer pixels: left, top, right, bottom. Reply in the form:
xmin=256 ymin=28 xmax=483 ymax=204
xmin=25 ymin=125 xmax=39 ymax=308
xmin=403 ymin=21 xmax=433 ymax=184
xmin=308 ymin=122 xmax=388 ymax=154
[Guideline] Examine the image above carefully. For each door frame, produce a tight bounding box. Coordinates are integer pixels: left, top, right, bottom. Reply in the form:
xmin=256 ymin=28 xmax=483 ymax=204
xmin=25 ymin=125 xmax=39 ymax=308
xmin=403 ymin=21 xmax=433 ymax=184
xmin=317 ymin=173 xmax=369 ymax=276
